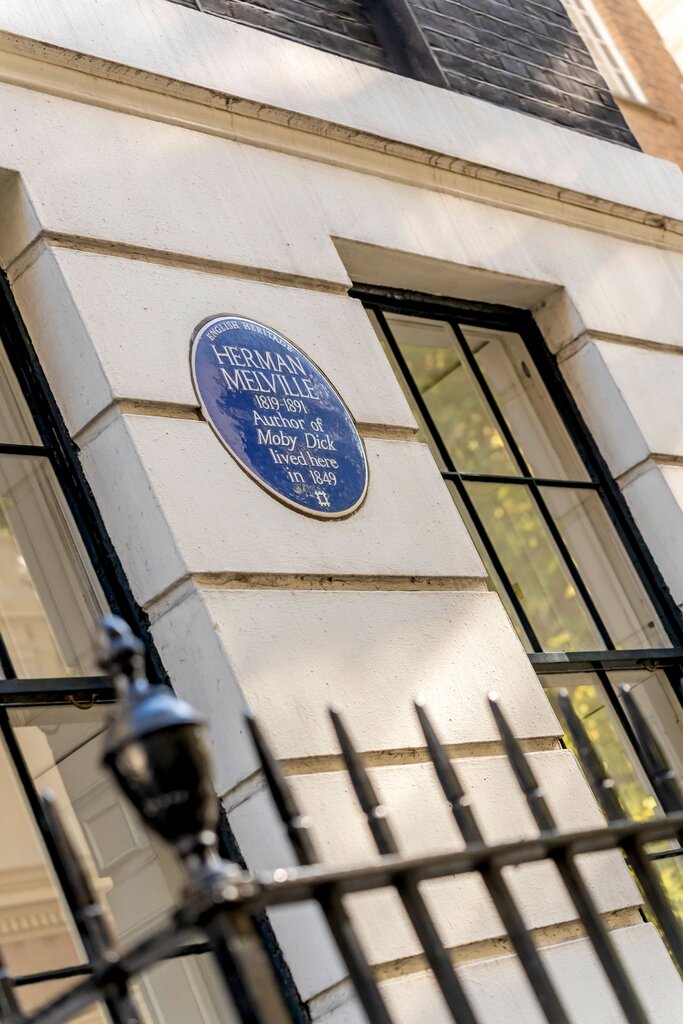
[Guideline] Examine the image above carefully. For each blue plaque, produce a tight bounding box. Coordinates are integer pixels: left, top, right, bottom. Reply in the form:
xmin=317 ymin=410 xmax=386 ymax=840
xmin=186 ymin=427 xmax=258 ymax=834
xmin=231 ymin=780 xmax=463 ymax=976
xmin=191 ymin=315 xmax=369 ymax=519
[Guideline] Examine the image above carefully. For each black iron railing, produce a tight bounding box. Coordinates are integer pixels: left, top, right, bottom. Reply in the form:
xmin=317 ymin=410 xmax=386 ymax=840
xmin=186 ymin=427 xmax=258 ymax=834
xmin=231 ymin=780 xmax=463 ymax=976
xmin=0 ymin=617 xmax=681 ymax=1024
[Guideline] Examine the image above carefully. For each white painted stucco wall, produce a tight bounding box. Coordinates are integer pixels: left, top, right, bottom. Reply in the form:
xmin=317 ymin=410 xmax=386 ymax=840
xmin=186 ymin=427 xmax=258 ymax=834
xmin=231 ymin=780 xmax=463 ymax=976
xmin=0 ymin=1 xmax=682 ymax=1020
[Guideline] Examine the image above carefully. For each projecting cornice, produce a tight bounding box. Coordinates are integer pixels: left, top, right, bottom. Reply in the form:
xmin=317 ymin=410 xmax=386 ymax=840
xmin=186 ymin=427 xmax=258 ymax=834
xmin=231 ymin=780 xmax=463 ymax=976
xmin=0 ymin=0 xmax=680 ymax=244
xmin=0 ymin=32 xmax=681 ymax=258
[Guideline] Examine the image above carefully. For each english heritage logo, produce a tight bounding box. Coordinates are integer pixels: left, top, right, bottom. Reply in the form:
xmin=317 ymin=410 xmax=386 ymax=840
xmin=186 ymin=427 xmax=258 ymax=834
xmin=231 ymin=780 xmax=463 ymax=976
xmin=191 ymin=315 xmax=369 ymax=519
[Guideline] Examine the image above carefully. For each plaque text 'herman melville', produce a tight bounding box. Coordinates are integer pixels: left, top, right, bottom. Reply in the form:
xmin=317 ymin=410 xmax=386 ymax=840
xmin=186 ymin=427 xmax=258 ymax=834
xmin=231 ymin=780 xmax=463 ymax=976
xmin=191 ymin=316 xmax=369 ymax=518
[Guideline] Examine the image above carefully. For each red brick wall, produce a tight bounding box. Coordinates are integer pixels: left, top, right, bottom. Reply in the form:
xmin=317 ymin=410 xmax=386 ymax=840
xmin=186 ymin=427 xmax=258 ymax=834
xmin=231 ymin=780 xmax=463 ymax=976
xmin=592 ymin=0 xmax=683 ymax=165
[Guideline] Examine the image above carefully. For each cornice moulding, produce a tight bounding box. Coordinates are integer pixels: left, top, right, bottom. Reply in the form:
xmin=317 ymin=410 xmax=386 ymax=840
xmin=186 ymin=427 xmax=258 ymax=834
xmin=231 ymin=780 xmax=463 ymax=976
xmin=0 ymin=38 xmax=682 ymax=257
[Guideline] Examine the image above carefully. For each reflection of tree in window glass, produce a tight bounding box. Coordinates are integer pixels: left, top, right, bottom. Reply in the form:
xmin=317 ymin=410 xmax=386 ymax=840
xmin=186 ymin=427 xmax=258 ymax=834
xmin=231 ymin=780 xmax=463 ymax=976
xmin=463 ymin=326 xmax=589 ymax=482
xmin=547 ymin=684 xmax=683 ymax=923
xmin=381 ymin=313 xmax=518 ymax=475
xmin=467 ymin=482 xmax=602 ymax=651
xmin=401 ymin=336 xmax=518 ymax=476
xmin=372 ymin=304 xmax=683 ymax=935
xmin=380 ymin=314 xmax=667 ymax=654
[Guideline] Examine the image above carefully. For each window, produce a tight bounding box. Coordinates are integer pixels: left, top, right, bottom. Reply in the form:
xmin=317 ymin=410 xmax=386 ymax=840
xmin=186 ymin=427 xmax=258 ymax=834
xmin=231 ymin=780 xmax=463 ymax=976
xmin=564 ymin=0 xmax=647 ymax=103
xmin=0 ymin=277 xmax=238 ymax=1024
xmin=360 ymin=286 xmax=683 ymax=917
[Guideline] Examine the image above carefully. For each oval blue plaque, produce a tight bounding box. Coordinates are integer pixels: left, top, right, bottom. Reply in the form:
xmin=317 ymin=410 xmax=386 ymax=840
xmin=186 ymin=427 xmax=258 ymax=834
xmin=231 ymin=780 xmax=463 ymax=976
xmin=191 ymin=315 xmax=369 ymax=519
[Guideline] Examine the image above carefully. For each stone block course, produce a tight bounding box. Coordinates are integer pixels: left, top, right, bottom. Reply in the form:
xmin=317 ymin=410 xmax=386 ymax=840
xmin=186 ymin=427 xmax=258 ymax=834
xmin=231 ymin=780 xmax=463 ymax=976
xmin=314 ymin=925 xmax=683 ymax=1023
xmin=152 ymin=587 xmax=559 ymax=789
xmin=14 ymin=246 xmax=415 ymax=437
xmin=229 ymin=753 xmax=640 ymax=999
xmin=80 ymin=413 xmax=485 ymax=606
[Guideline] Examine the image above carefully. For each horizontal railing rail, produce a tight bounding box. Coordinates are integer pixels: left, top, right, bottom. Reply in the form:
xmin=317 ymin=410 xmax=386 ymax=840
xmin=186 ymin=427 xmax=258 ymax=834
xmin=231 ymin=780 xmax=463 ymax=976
xmin=1 ymin=618 xmax=681 ymax=1024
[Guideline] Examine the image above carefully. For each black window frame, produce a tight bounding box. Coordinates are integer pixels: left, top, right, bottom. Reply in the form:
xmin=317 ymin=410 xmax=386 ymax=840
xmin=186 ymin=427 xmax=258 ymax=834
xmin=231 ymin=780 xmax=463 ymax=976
xmin=0 ymin=272 xmax=166 ymax=704
xmin=354 ymin=283 xmax=683 ymax=817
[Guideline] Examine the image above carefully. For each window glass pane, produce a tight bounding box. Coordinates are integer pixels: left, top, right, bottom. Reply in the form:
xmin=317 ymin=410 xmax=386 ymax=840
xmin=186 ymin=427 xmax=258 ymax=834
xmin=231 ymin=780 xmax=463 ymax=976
xmin=367 ymin=310 xmax=435 ymax=453
xmin=465 ymin=481 xmax=603 ymax=651
xmin=10 ymin=706 xmax=237 ymax=1024
xmin=384 ymin=313 xmax=521 ymax=476
xmin=0 ymin=457 xmax=107 ymax=679
xmin=444 ymin=480 xmax=532 ymax=648
xmin=540 ymin=487 xmax=668 ymax=650
xmin=544 ymin=672 xmax=683 ymax=921
xmin=544 ymin=673 xmax=655 ymax=814
xmin=0 ymin=729 xmax=86 ymax=983
xmin=0 ymin=343 xmax=40 ymax=446
xmin=461 ymin=325 xmax=590 ymax=482
xmin=372 ymin=306 xmax=676 ymax=660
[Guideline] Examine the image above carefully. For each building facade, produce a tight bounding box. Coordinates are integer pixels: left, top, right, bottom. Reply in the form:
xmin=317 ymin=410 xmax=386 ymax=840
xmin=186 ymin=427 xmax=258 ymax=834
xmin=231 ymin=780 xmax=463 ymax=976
xmin=0 ymin=1 xmax=682 ymax=1022
xmin=639 ymin=0 xmax=683 ymax=74
xmin=565 ymin=0 xmax=683 ymax=166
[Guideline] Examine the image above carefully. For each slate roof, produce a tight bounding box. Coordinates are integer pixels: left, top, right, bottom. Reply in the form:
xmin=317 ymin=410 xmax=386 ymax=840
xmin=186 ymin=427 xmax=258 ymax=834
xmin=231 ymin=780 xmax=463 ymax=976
xmin=168 ymin=0 xmax=637 ymax=147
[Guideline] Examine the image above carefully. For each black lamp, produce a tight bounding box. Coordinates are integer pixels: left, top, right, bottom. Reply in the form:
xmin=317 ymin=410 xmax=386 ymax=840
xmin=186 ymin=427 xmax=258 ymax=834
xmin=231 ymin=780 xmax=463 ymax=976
xmin=98 ymin=616 xmax=218 ymax=863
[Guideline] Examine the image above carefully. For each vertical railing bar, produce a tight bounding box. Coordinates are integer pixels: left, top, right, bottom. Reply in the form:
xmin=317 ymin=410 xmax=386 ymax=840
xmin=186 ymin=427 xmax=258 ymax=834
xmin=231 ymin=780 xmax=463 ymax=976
xmin=40 ymin=793 xmax=144 ymax=1024
xmin=618 ymin=685 xmax=683 ymax=815
xmin=559 ymin=691 xmax=683 ymax=968
xmin=329 ymin=706 xmax=480 ymax=1024
xmin=0 ymin=952 xmax=22 ymax=1023
xmin=556 ymin=690 xmax=624 ymax=822
xmin=244 ymin=711 xmax=396 ymax=1024
xmin=414 ymin=700 xmax=571 ymax=1024
xmin=203 ymin=906 xmax=296 ymax=1024
xmin=489 ymin=695 xmax=651 ymax=1024
xmin=0 ymin=632 xmax=16 ymax=682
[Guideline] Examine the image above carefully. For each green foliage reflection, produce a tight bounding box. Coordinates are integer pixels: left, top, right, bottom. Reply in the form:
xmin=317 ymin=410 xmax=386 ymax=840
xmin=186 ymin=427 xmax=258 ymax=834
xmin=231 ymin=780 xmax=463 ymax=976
xmin=548 ymin=686 xmax=683 ymax=924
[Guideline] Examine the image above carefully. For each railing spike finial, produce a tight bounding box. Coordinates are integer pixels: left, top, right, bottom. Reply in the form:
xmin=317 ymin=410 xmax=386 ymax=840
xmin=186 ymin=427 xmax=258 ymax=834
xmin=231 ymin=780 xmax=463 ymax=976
xmin=328 ymin=707 xmax=392 ymax=845
xmin=244 ymin=709 xmax=396 ymax=1024
xmin=415 ymin=699 xmax=571 ymax=1024
xmin=490 ymin=696 xmax=651 ymax=1024
xmin=619 ymin=684 xmax=683 ymax=814
xmin=488 ymin=693 xmax=555 ymax=833
xmin=557 ymin=689 xmax=623 ymax=822
xmin=244 ymin=710 xmax=317 ymax=866
xmin=329 ymin=705 xmax=480 ymax=1024
xmin=414 ymin=700 xmax=478 ymax=846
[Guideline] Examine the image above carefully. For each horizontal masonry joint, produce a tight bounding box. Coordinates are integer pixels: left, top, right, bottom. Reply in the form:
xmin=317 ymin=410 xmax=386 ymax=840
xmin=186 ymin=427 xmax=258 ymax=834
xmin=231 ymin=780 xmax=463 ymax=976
xmin=372 ymin=908 xmax=644 ymax=982
xmin=307 ymin=908 xmax=644 ymax=1018
xmin=220 ymin=738 xmax=563 ymax=811
xmin=188 ymin=572 xmax=489 ymax=593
